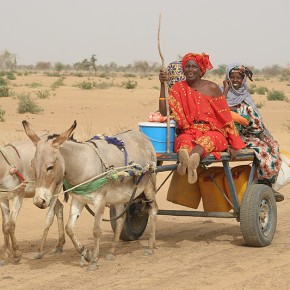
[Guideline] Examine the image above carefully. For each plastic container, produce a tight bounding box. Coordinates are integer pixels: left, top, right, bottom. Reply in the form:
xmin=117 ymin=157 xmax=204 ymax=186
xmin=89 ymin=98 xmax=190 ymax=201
xmin=199 ymin=167 xmax=232 ymax=212
xmin=224 ymin=165 xmax=252 ymax=205
xmin=138 ymin=121 xmax=175 ymax=153
xmin=167 ymin=167 xmax=204 ymax=209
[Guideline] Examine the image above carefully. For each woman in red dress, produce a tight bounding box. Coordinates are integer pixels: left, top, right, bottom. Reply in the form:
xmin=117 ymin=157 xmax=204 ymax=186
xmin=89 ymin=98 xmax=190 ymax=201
xmin=159 ymin=52 xmax=245 ymax=184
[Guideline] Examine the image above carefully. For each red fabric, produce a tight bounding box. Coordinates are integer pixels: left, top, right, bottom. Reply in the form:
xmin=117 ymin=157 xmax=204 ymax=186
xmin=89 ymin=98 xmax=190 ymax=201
xmin=169 ymin=81 xmax=246 ymax=157
xmin=181 ymin=53 xmax=213 ymax=77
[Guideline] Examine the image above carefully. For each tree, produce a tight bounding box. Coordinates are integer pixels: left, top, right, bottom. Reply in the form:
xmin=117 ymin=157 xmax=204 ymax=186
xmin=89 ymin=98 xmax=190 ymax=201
xmin=0 ymin=50 xmax=17 ymax=70
xmin=35 ymin=61 xmax=52 ymax=70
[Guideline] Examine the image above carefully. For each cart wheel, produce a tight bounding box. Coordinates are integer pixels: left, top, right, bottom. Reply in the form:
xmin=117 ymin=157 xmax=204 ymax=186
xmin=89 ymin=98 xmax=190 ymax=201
xmin=240 ymin=184 xmax=277 ymax=247
xmin=110 ymin=200 xmax=149 ymax=241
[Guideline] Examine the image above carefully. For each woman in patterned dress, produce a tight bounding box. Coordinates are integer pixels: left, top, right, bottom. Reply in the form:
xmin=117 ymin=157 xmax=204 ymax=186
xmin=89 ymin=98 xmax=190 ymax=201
xmin=222 ymin=63 xmax=283 ymax=201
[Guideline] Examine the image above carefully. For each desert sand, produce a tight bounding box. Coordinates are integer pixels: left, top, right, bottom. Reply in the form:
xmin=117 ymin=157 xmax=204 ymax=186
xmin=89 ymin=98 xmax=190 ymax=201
xmin=1 ymin=72 xmax=290 ymax=290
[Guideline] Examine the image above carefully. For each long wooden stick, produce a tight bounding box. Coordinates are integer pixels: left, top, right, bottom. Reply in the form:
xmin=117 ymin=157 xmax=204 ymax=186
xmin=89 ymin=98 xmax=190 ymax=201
xmin=158 ymin=13 xmax=171 ymax=153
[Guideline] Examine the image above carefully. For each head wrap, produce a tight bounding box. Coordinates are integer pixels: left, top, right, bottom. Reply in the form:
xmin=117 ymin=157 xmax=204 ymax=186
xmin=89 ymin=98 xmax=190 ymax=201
xmin=181 ymin=52 xmax=213 ymax=77
xmin=222 ymin=63 xmax=259 ymax=114
xmin=166 ymin=61 xmax=185 ymax=88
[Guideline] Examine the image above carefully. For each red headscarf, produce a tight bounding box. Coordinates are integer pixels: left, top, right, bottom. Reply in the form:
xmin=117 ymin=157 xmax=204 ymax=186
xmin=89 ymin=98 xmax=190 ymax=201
xmin=181 ymin=52 xmax=213 ymax=77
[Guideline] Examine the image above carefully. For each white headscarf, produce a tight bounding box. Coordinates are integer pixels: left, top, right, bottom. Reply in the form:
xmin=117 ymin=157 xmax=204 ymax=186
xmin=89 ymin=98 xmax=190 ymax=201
xmin=222 ymin=63 xmax=260 ymax=114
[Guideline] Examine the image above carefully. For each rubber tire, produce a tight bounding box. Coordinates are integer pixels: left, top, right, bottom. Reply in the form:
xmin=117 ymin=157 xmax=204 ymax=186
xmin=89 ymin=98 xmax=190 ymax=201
xmin=110 ymin=201 xmax=149 ymax=241
xmin=240 ymin=184 xmax=277 ymax=247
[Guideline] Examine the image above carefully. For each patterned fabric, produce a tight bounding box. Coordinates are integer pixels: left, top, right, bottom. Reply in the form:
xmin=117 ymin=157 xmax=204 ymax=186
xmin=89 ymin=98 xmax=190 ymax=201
xmin=169 ymin=81 xmax=246 ymax=158
xmin=232 ymin=102 xmax=281 ymax=184
xmin=181 ymin=53 xmax=213 ymax=77
xmin=166 ymin=61 xmax=185 ymax=88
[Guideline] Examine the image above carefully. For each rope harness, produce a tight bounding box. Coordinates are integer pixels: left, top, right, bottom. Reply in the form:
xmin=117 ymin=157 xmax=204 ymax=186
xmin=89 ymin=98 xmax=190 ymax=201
xmin=60 ymin=135 xmax=156 ymax=221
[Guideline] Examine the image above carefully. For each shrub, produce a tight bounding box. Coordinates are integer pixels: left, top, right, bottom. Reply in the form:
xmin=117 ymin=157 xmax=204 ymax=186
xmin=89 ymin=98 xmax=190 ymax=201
xmin=35 ymin=90 xmax=50 ymax=99
xmin=123 ymin=73 xmax=136 ymax=78
xmin=0 ymin=107 xmax=5 ymax=121
xmin=0 ymin=86 xmax=10 ymax=97
xmin=248 ymin=85 xmax=256 ymax=94
xmin=0 ymin=76 xmax=7 ymax=86
xmin=6 ymin=72 xmax=16 ymax=80
xmin=78 ymin=81 xmax=93 ymax=90
xmin=267 ymin=90 xmax=287 ymax=101
xmin=94 ymin=81 xmax=114 ymax=89
xmin=255 ymin=86 xmax=269 ymax=95
xmin=17 ymin=94 xmax=43 ymax=114
xmin=51 ymin=77 xmax=65 ymax=89
xmin=122 ymin=80 xmax=138 ymax=89
xmin=99 ymin=72 xmax=110 ymax=79
xmin=256 ymin=101 xmax=265 ymax=109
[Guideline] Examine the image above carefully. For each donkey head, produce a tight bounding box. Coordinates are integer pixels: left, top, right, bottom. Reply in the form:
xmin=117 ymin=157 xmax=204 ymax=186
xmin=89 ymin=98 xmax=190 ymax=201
xmin=22 ymin=120 xmax=77 ymax=209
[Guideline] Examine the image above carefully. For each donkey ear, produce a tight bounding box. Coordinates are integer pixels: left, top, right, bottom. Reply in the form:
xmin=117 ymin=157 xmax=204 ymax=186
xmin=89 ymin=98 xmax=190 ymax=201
xmin=22 ymin=120 xmax=41 ymax=146
xmin=52 ymin=121 xmax=77 ymax=148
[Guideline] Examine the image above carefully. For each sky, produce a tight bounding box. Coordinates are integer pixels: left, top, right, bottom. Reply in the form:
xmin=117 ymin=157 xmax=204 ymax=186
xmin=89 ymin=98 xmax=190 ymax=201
xmin=1 ymin=0 xmax=290 ymax=69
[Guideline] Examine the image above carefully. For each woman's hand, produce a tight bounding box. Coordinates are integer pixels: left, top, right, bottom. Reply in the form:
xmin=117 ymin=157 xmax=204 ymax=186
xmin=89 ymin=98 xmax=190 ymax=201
xmin=223 ymin=79 xmax=230 ymax=93
xmin=159 ymin=70 xmax=168 ymax=84
xmin=226 ymin=146 xmax=238 ymax=160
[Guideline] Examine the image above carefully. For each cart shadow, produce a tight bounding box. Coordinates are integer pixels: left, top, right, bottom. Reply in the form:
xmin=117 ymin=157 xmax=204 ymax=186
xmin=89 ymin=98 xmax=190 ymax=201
xmin=151 ymin=218 xmax=245 ymax=248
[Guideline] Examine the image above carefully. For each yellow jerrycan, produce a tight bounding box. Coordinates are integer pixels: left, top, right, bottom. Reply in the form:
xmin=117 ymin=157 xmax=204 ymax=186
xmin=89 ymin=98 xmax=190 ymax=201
xmin=224 ymin=164 xmax=252 ymax=205
xmin=199 ymin=166 xmax=232 ymax=212
xmin=167 ymin=166 xmax=204 ymax=209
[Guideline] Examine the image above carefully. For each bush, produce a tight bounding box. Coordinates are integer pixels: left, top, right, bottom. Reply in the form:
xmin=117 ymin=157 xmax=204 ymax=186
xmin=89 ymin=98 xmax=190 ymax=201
xmin=122 ymin=80 xmax=138 ymax=89
xmin=51 ymin=77 xmax=65 ymax=89
xmin=0 ymin=76 xmax=7 ymax=86
xmin=255 ymin=86 xmax=269 ymax=95
xmin=35 ymin=90 xmax=50 ymax=99
xmin=78 ymin=81 xmax=93 ymax=90
xmin=267 ymin=90 xmax=287 ymax=101
xmin=248 ymin=85 xmax=256 ymax=94
xmin=6 ymin=72 xmax=16 ymax=80
xmin=0 ymin=86 xmax=10 ymax=97
xmin=256 ymin=101 xmax=265 ymax=109
xmin=0 ymin=107 xmax=5 ymax=121
xmin=17 ymin=94 xmax=43 ymax=114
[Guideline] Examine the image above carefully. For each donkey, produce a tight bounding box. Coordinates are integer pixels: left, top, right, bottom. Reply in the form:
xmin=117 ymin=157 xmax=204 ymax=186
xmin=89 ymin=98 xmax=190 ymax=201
xmin=0 ymin=139 xmax=65 ymax=266
xmin=22 ymin=120 xmax=158 ymax=271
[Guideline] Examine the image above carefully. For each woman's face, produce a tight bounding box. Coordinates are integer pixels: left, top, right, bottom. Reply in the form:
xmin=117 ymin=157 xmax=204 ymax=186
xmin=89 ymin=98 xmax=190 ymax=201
xmin=183 ymin=60 xmax=202 ymax=82
xmin=229 ymin=70 xmax=244 ymax=89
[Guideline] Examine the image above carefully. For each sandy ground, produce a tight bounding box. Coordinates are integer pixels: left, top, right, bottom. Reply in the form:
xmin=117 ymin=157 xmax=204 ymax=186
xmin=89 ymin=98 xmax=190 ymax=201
xmin=1 ymin=73 xmax=290 ymax=289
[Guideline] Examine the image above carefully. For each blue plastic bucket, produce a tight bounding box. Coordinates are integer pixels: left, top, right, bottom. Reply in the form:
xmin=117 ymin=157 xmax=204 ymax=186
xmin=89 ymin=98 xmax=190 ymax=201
xmin=138 ymin=122 xmax=175 ymax=153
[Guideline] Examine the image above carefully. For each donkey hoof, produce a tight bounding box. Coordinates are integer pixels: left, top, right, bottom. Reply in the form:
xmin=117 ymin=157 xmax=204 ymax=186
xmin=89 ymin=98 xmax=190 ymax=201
xmin=105 ymin=253 xmax=116 ymax=261
xmin=0 ymin=259 xmax=8 ymax=267
xmin=55 ymin=247 xmax=63 ymax=254
xmin=34 ymin=252 xmax=45 ymax=259
xmin=87 ymin=261 xmax=99 ymax=272
xmin=144 ymin=248 xmax=154 ymax=256
xmin=12 ymin=256 xmax=22 ymax=264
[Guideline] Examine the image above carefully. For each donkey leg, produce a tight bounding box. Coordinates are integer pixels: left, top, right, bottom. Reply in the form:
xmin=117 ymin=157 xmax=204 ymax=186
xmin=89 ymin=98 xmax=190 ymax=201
xmin=106 ymin=204 xmax=126 ymax=261
xmin=65 ymin=198 xmax=90 ymax=265
xmin=0 ymin=199 xmax=11 ymax=266
xmin=54 ymin=199 xmax=65 ymax=254
xmin=8 ymin=196 xmax=24 ymax=263
xmin=144 ymin=176 xmax=158 ymax=256
xmin=87 ymin=197 xmax=106 ymax=271
xmin=34 ymin=197 xmax=61 ymax=259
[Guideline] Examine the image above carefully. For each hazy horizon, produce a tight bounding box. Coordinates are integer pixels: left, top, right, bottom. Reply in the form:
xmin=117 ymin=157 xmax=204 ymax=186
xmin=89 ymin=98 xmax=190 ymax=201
xmin=1 ymin=0 xmax=290 ymax=69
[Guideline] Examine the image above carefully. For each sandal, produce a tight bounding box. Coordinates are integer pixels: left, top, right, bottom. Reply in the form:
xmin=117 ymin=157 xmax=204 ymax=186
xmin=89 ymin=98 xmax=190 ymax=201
xmin=177 ymin=149 xmax=189 ymax=176
xmin=187 ymin=153 xmax=200 ymax=184
xmin=272 ymin=189 xmax=284 ymax=202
